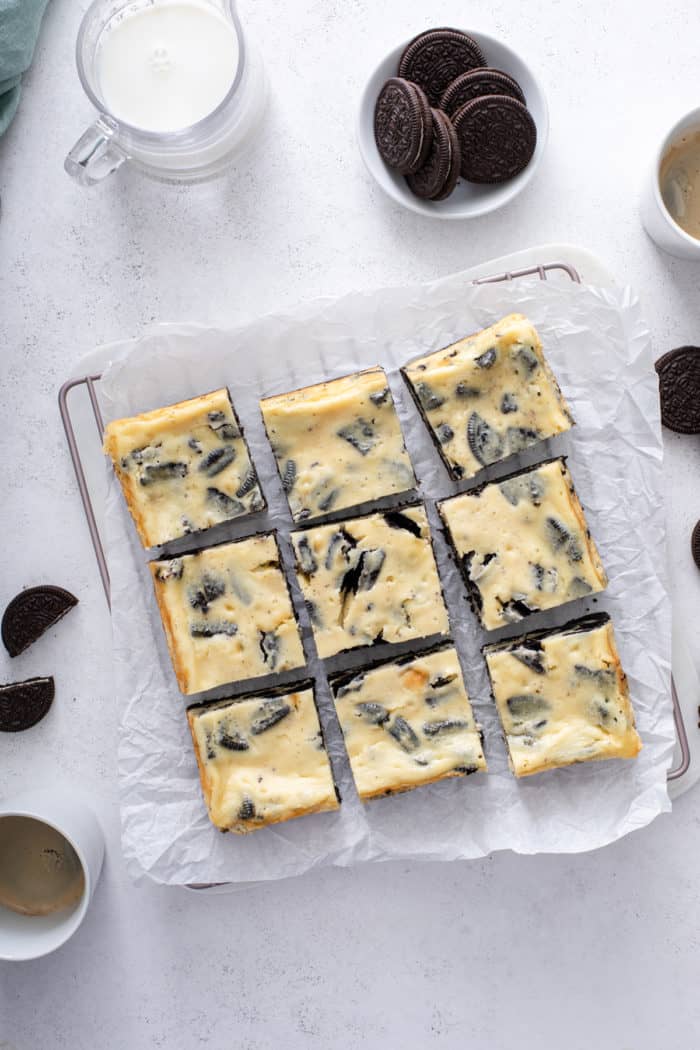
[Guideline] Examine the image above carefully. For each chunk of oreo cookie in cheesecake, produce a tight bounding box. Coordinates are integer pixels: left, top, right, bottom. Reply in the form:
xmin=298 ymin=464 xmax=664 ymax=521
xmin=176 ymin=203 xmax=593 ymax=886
xmin=483 ymin=613 xmax=641 ymax=777
xmin=260 ymin=367 xmax=416 ymax=524
xmin=150 ymin=532 xmax=305 ymax=695
xmin=401 ymin=314 xmax=574 ymax=482
xmin=290 ymin=504 xmax=449 ymax=659
xmin=438 ymin=458 xmax=607 ymax=631
xmin=187 ymin=682 xmax=339 ymax=833
xmin=330 ymin=643 xmax=486 ymax=801
xmin=103 ymin=388 xmax=265 ymax=548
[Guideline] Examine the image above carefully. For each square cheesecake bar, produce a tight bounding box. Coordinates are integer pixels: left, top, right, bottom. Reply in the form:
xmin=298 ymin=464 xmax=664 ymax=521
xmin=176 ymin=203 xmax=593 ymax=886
xmin=330 ymin=644 xmax=486 ymax=800
xmin=438 ymin=458 xmax=607 ymax=631
xmin=150 ymin=533 xmax=305 ymax=695
xmin=290 ymin=504 xmax=449 ymax=659
xmin=483 ymin=613 xmax=641 ymax=777
xmin=402 ymin=314 xmax=574 ymax=481
xmin=260 ymin=366 xmax=416 ymax=523
xmin=103 ymin=388 xmax=265 ymax=548
xmin=187 ymin=683 xmax=339 ymax=833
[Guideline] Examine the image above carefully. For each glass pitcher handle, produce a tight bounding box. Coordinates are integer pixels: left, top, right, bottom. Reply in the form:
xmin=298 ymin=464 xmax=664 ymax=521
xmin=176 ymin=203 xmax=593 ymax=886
xmin=64 ymin=117 xmax=126 ymax=186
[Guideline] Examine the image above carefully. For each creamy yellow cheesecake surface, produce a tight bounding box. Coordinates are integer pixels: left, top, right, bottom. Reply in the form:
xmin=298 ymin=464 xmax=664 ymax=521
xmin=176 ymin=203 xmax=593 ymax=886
xmin=260 ymin=367 xmax=415 ymax=523
xmin=439 ymin=458 xmax=607 ymax=631
xmin=484 ymin=613 xmax=641 ymax=777
xmin=290 ymin=504 xmax=449 ymax=659
xmin=150 ymin=533 xmax=305 ymax=695
xmin=104 ymin=388 xmax=264 ymax=548
xmin=402 ymin=314 xmax=574 ymax=481
xmin=331 ymin=645 xmax=486 ymax=800
xmin=188 ymin=684 xmax=339 ymax=833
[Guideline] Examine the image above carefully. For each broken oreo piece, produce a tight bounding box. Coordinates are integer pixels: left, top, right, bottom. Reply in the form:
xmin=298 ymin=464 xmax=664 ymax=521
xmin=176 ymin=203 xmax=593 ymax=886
xmin=2 ymin=585 xmax=79 ymax=658
xmin=406 ymin=108 xmax=460 ymax=201
xmin=453 ymin=94 xmax=537 ymax=183
xmin=0 ymin=676 xmax=55 ymax=732
xmin=654 ymin=346 xmax=700 ymax=433
xmin=439 ymin=68 xmax=525 ymax=116
xmin=398 ymin=28 xmax=485 ymax=107
xmin=374 ymin=77 xmax=432 ymax=175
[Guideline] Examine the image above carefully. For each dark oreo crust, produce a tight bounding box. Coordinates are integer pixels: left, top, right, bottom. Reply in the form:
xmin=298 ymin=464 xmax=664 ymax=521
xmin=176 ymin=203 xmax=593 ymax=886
xmin=691 ymin=520 xmax=700 ymax=571
xmin=398 ymin=28 xmax=486 ymax=107
xmin=654 ymin=346 xmax=700 ymax=434
xmin=406 ymin=109 xmax=460 ymax=201
xmin=439 ymin=68 xmax=526 ymax=116
xmin=0 ymin=676 xmax=55 ymax=732
xmin=2 ymin=585 xmax=79 ymax=657
xmin=374 ymin=77 xmax=432 ymax=175
xmin=453 ymin=94 xmax=537 ymax=183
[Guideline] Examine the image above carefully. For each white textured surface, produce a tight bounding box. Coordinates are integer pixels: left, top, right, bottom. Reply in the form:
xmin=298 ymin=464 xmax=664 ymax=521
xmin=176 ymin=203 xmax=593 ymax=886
xmin=1 ymin=1 xmax=699 ymax=1047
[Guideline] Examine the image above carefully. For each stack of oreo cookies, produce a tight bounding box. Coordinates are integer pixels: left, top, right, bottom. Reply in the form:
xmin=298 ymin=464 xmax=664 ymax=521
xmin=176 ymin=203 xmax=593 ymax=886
xmin=373 ymin=28 xmax=537 ymax=201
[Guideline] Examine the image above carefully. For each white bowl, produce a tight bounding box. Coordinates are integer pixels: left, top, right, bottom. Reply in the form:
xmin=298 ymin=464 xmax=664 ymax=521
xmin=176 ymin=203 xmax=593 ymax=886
xmin=357 ymin=29 xmax=549 ymax=219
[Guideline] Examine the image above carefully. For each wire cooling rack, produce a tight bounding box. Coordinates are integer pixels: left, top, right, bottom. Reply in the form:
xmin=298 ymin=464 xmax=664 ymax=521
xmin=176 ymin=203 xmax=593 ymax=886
xmin=58 ymin=260 xmax=690 ymax=785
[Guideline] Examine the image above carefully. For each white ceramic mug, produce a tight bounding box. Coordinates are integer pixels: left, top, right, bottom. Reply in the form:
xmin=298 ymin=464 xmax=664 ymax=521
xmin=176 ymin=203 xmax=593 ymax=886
xmin=0 ymin=788 xmax=104 ymax=961
xmin=641 ymin=105 xmax=700 ymax=260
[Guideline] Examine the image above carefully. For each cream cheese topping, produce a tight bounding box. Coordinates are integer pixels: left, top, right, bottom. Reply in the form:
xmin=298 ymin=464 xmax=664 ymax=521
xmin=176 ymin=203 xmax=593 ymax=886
xmin=260 ymin=367 xmax=416 ymax=523
xmin=290 ymin=505 xmax=450 ymax=659
xmin=104 ymin=388 xmax=264 ymax=548
xmin=484 ymin=614 xmax=641 ymax=777
xmin=332 ymin=645 xmax=486 ymax=800
xmin=402 ymin=313 xmax=574 ymax=481
xmin=188 ymin=685 xmax=339 ymax=833
xmin=439 ymin=458 xmax=607 ymax=631
xmin=150 ymin=533 xmax=305 ymax=695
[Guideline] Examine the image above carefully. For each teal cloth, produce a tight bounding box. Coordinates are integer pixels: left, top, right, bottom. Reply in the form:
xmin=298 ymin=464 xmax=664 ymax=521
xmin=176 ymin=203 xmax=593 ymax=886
xmin=0 ymin=0 xmax=50 ymax=135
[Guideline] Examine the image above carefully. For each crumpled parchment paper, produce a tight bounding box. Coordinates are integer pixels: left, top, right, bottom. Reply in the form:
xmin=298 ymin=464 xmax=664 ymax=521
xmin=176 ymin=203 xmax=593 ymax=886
xmin=99 ymin=272 xmax=673 ymax=886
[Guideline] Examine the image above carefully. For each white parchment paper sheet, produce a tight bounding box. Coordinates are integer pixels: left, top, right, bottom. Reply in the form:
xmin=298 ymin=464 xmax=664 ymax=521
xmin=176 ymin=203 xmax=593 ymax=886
xmin=100 ymin=273 xmax=674 ymax=885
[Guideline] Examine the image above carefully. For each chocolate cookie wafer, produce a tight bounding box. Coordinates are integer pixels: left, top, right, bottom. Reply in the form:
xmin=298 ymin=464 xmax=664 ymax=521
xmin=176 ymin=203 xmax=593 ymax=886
xmin=654 ymin=346 xmax=700 ymax=433
xmin=0 ymin=676 xmax=54 ymax=732
xmin=398 ymin=28 xmax=485 ymax=107
xmin=374 ymin=77 xmax=432 ymax=175
xmin=406 ymin=108 xmax=460 ymax=200
xmin=440 ymin=68 xmax=525 ymax=116
xmin=2 ymin=585 xmax=78 ymax=657
xmin=453 ymin=94 xmax=537 ymax=182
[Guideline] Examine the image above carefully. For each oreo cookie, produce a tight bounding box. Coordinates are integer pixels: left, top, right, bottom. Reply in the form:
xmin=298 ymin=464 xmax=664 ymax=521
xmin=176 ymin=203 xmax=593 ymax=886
xmin=398 ymin=28 xmax=485 ymax=107
xmin=406 ymin=108 xmax=460 ymax=200
xmin=692 ymin=520 xmax=700 ymax=571
xmin=374 ymin=77 xmax=432 ymax=175
xmin=654 ymin=346 xmax=700 ymax=433
xmin=2 ymin=585 xmax=78 ymax=658
xmin=453 ymin=94 xmax=537 ymax=182
xmin=440 ymin=68 xmax=525 ymax=116
xmin=0 ymin=676 xmax=54 ymax=732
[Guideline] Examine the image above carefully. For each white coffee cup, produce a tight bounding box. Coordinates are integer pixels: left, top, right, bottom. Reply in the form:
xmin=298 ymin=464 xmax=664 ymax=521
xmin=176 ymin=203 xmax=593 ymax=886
xmin=641 ymin=105 xmax=700 ymax=260
xmin=0 ymin=788 xmax=104 ymax=961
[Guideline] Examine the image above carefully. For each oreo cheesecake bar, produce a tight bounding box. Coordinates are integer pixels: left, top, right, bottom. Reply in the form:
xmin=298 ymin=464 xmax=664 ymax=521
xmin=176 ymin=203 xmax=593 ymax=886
xmin=150 ymin=533 xmax=305 ymax=695
xmin=290 ymin=504 xmax=449 ymax=659
xmin=331 ymin=644 xmax=486 ymax=800
xmin=260 ymin=367 xmax=416 ymax=523
xmin=187 ymin=683 xmax=339 ymax=833
xmin=401 ymin=314 xmax=574 ymax=481
xmin=104 ymin=388 xmax=264 ymax=548
xmin=438 ymin=458 xmax=607 ymax=631
xmin=483 ymin=613 xmax=641 ymax=777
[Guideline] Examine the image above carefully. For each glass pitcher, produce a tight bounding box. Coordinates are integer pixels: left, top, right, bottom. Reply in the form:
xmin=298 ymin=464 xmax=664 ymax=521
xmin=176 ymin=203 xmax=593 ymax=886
xmin=65 ymin=0 xmax=267 ymax=185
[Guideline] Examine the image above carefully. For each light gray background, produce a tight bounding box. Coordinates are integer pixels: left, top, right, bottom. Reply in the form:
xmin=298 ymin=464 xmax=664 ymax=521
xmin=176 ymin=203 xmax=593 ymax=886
xmin=1 ymin=1 xmax=700 ymax=1047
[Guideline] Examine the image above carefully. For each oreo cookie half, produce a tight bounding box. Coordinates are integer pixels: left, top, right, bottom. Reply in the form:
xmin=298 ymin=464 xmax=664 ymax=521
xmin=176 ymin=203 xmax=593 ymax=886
xmin=2 ymin=585 xmax=79 ymax=657
xmin=406 ymin=108 xmax=460 ymax=201
xmin=654 ymin=346 xmax=700 ymax=433
xmin=398 ymin=28 xmax=485 ymax=107
xmin=374 ymin=77 xmax=432 ymax=175
xmin=440 ymin=68 xmax=525 ymax=116
xmin=453 ymin=94 xmax=537 ymax=183
xmin=0 ymin=676 xmax=54 ymax=732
